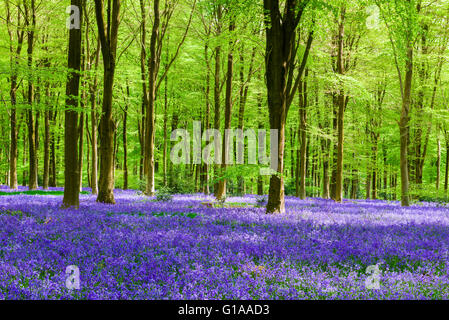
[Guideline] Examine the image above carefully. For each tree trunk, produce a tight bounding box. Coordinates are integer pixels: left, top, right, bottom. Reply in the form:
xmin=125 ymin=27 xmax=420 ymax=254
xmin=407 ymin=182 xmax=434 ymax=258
xmin=78 ymin=103 xmax=85 ymax=192
xmin=334 ymin=7 xmax=346 ymax=203
xmin=264 ymin=0 xmax=313 ymax=213
xmin=216 ymin=20 xmax=235 ymax=201
xmin=445 ymin=136 xmax=449 ymax=192
xmin=123 ymin=83 xmax=129 ymax=190
xmin=43 ymin=101 xmax=50 ymax=190
xmin=298 ymin=70 xmax=308 ymax=200
xmin=50 ymin=111 xmax=57 ymax=187
xmin=203 ymin=40 xmax=211 ymax=195
xmin=94 ymin=0 xmax=121 ymax=204
xmin=213 ymin=6 xmax=223 ymax=196
xmin=6 ymin=0 xmax=24 ymax=190
xmin=144 ymin=0 xmax=160 ymax=196
xmin=62 ymin=0 xmax=83 ymax=208
xmin=436 ymin=127 xmax=441 ymax=191
xmin=89 ymin=38 xmax=100 ymax=195
xmin=25 ymin=0 xmax=38 ymax=191
xmin=162 ymin=41 xmax=169 ymax=187
xmin=399 ymin=46 xmax=413 ymax=207
xmin=139 ymin=0 xmax=147 ymax=183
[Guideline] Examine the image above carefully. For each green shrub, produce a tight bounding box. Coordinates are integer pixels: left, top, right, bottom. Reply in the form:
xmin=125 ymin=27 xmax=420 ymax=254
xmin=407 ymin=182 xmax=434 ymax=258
xmin=155 ymin=186 xmax=173 ymax=202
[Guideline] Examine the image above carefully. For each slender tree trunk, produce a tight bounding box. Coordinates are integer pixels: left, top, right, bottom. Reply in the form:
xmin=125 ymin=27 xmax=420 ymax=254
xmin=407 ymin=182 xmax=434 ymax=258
xmin=162 ymin=41 xmax=169 ymax=187
xmin=90 ymin=38 xmax=100 ymax=195
xmin=50 ymin=111 xmax=57 ymax=187
xmin=123 ymin=83 xmax=129 ymax=190
xmin=78 ymin=103 xmax=85 ymax=192
xmin=22 ymin=127 xmax=27 ymax=186
xmin=144 ymin=0 xmax=160 ymax=196
xmin=43 ymin=101 xmax=50 ymax=190
xmin=213 ymin=6 xmax=223 ymax=196
xmin=203 ymin=40 xmax=211 ymax=195
xmin=6 ymin=0 xmax=23 ymax=190
xmin=330 ymin=98 xmax=338 ymax=200
xmin=216 ymin=20 xmax=235 ymax=201
xmin=139 ymin=0 xmax=147 ymax=183
xmin=334 ymin=7 xmax=346 ymax=203
xmin=372 ymin=143 xmax=378 ymax=199
xmin=445 ymin=136 xmax=449 ymax=192
xmin=25 ymin=0 xmax=38 ymax=191
xmin=399 ymin=46 xmax=413 ymax=207
xmin=436 ymin=126 xmax=441 ymax=191
xmin=298 ymin=70 xmax=308 ymax=200
xmin=351 ymin=165 xmax=358 ymax=199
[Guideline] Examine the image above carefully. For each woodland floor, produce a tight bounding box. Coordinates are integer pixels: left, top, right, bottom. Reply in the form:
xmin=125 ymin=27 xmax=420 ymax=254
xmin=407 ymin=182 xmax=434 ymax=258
xmin=0 ymin=186 xmax=448 ymax=299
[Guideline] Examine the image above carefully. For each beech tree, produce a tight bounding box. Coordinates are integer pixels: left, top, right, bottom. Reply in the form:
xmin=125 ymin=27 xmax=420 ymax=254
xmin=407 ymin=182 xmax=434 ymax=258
xmin=263 ymin=0 xmax=313 ymax=213
xmin=5 ymin=0 xmax=24 ymax=190
xmin=94 ymin=0 xmax=121 ymax=204
xmin=377 ymin=0 xmax=420 ymax=206
xmin=62 ymin=0 xmax=83 ymax=208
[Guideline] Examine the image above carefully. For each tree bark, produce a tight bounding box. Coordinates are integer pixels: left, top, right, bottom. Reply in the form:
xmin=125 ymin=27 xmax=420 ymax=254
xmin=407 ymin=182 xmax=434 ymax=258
xmin=263 ymin=0 xmax=313 ymax=213
xmin=94 ymin=0 xmax=121 ymax=204
xmin=6 ymin=0 xmax=24 ymax=190
xmin=43 ymin=88 xmax=50 ymax=190
xmin=24 ymin=0 xmax=38 ymax=190
xmin=445 ymin=134 xmax=449 ymax=192
xmin=436 ymin=125 xmax=441 ymax=190
xmin=144 ymin=0 xmax=160 ymax=196
xmin=334 ymin=6 xmax=346 ymax=203
xmin=298 ymin=70 xmax=308 ymax=200
xmin=62 ymin=0 xmax=83 ymax=208
xmin=399 ymin=46 xmax=413 ymax=207
xmin=216 ymin=20 xmax=235 ymax=201
xmin=123 ymin=83 xmax=129 ymax=190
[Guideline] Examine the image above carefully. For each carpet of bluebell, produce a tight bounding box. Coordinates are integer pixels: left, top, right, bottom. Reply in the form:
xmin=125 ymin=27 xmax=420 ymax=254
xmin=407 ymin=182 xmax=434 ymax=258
xmin=0 ymin=186 xmax=448 ymax=300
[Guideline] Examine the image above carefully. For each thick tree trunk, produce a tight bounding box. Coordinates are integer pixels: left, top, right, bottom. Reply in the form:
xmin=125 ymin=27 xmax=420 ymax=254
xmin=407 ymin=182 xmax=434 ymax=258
xmin=94 ymin=0 xmax=121 ymax=204
xmin=62 ymin=0 xmax=83 ymax=208
xmin=264 ymin=0 xmax=313 ymax=213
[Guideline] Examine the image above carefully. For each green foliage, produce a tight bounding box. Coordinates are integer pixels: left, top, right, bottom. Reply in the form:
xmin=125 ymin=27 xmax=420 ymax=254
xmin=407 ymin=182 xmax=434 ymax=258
xmin=155 ymin=186 xmax=174 ymax=202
